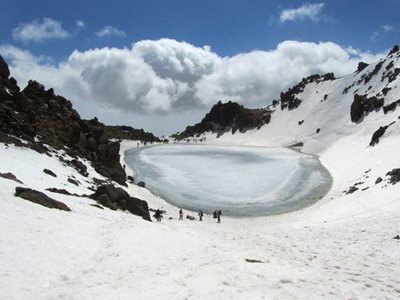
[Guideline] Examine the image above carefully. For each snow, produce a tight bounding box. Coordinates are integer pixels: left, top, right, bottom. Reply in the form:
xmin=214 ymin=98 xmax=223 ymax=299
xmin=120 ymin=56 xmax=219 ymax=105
xmin=1 ymin=52 xmax=400 ymax=299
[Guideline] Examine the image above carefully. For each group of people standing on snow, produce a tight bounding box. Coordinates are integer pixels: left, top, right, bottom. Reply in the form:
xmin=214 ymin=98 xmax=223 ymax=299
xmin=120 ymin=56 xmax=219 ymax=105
xmin=155 ymin=208 xmax=222 ymax=223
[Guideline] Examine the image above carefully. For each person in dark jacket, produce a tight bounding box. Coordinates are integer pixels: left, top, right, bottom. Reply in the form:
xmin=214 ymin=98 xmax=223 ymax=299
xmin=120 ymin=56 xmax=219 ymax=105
xmin=198 ymin=210 xmax=204 ymax=221
xmin=216 ymin=210 xmax=222 ymax=223
xmin=154 ymin=209 xmax=162 ymax=222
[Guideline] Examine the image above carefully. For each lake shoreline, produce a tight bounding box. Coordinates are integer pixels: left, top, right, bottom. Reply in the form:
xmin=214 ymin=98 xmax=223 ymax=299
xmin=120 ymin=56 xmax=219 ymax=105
xmin=124 ymin=143 xmax=333 ymax=217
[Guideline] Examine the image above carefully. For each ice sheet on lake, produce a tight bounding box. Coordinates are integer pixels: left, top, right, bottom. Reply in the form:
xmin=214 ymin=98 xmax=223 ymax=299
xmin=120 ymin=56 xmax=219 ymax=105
xmin=126 ymin=145 xmax=332 ymax=216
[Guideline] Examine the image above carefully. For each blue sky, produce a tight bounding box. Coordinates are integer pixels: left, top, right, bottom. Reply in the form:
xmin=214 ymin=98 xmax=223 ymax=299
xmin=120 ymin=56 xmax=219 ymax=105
xmin=1 ymin=0 xmax=399 ymax=135
xmin=2 ymin=0 xmax=398 ymax=58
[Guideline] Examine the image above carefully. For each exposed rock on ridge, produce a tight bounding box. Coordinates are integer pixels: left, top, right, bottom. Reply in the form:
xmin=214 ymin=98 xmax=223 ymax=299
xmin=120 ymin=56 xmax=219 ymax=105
xmin=173 ymin=101 xmax=271 ymax=140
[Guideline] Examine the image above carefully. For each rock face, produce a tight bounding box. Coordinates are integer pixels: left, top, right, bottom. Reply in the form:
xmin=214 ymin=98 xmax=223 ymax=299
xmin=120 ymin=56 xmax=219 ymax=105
xmin=90 ymin=184 xmax=151 ymax=221
xmin=15 ymin=187 xmax=71 ymax=211
xmin=280 ymin=73 xmax=335 ymax=110
xmin=0 ymin=172 xmax=23 ymax=184
xmin=350 ymin=94 xmax=384 ymax=123
xmin=43 ymin=168 xmax=57 ymax=177
xmin=0 ymin=56 xmax=159 ymax=185
xmin=370 ymin=122 xmax=395 ymax=146
xmin=173 ymin=101 xmax=271 ymax=139
xmin=386 ymin=168 xmax=400 ymax=185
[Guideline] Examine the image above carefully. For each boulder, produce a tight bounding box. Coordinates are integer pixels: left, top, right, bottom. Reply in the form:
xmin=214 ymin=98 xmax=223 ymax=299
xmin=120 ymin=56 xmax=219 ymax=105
xmin=15 ymin=187 xmax=71 ymax=211
xmin=357 ymin=62 xmax=369 ymax=72
xmin=90 ymin=184 xmax=151 ymax=221
xmin=386 ymin=168 xmax=400 ymax=184
xmin=126 ymin=197 xmax=151 ymax=221
xmin=67 ymin=177 xmax=79 ymax=186
xmin=370 ymin=122 xmax=395 ymax=146
xmin=0 ymin=172 xmax=23 ymax=184
xmin=96 ymin=194 xmax=117 ymax=210
xmin=351 ymin=94 xmax=384 ymax=123
xmin=137 ymin=181 xmax=146 ymax=188
xmin=43 ymin=168 xmax=57 ymax=177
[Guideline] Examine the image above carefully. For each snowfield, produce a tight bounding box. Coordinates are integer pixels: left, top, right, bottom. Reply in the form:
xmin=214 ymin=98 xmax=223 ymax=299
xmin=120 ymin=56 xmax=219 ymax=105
xmin=1 ymin=51 xmax=400 ymax=299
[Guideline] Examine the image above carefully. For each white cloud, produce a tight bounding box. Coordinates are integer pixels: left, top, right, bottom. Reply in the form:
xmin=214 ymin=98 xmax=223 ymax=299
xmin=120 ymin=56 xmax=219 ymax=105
xmin=0 ymin=39 xmax=386 ymax=120
xmin=381 ymin=24 xmax=393 ymax=32
xmin=76 ymin=20 xmax=85 ymax=29
xmin=95 ymin=26 xmax=126 ymax=38
xmin=279 ymin=3 xmax=325 ymax=23
xmin=12 ymin=18 xmax=71 ymax=43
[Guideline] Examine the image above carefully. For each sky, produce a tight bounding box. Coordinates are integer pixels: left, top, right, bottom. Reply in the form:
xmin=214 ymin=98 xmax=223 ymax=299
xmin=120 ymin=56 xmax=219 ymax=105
xmin=0 ymin=0 xmax=399 ymax=136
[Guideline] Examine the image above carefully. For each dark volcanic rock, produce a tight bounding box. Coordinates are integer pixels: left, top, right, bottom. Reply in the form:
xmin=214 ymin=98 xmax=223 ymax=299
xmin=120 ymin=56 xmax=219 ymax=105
xmin=357 ymin=62 xmax=369 ymax=72
xmin=125 ymin=197 xmax=151 ymax=220
xmin=351 ymin=94 xmax=384 ymax=123
xmin=0 ymin=56 xmax=10 ymax=80
xmin=383 ymin=100 xmax=400 ymax=114
xmin=45 ymin=187 xmax=87 ymax=197
xmin=370 ymin=122 xmax=395 ymax=146
xmin=280 ymin=73 xmax=335 ymax=111
xmin=15 ymin=187 xmax=71 ymax=211
xmin=43 ymin=168 xmax=57 ymax=177
xmin=375 ymin=177 xmax=383 ymax=184
xmin=0 ymin=172 xmax=23 ymax=184
xmin=346 ymin=186 xmax=358 ymax=194
xmin=90 ymin=184 xmax=151 ymax=221
xmin=386 ymin=168 xmax=400 ymax=185
xmin=173 ymin=101 xmax=271 ymax=139
xmin=137 ymin=181 xmax=146 ymax=188
xmin=46 ymin=188 xmax=72 ymax=195
xmin=67 ymin=177 xmax=79 ymax=186
xmin=388 ymin=45 xmax=399 ymax=56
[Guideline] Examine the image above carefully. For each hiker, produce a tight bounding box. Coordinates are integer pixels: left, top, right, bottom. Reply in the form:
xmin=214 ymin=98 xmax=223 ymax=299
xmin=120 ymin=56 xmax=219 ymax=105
xmin=198 ymin=210 xmax=204 ymax=221
xmin=217 ymin=210 xmax=222 ymax=223
xmin=154 ymin=209 xmax=163 ymax=222
xmin=179 ymin=208 xmax=183 ymax=220
xmin=213 ymin=210 xmax=217 ymax=219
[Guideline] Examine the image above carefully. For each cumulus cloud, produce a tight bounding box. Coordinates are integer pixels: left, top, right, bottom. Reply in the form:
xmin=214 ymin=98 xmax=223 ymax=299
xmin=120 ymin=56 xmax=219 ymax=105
xmin=95 ymin=26 xmax=126 ymax=38
xmin=279 ymin=3 xmax=325 ymax=23
xmin=0 ymin=39 xmax=386 ymax=119
xmin=12 ymin=18 xmax=71 ymax=43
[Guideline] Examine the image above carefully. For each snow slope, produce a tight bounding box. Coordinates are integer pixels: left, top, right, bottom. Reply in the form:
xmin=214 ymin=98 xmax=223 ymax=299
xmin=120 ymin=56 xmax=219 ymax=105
xmin=1 ymin=50 xmax=400 ymax=299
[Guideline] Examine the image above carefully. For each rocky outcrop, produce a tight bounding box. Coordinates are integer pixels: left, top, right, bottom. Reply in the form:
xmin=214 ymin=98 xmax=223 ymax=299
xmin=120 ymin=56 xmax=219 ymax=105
xmin=15 ymin=187 xmax=71 ymax=211
xmin=0 ymin=56 xmax=159 ymax=185
xmin=90 ymin=184 xmax=151 ymax=221
xmin=369 ymin=122 xmax=395 ymax=146
xmin=386 ymin=168 xmax=400 ymax=185
xmin=383 ymin=100 xmax=400 ymax=114
xmin=280 ymin=73 xmax=335 ymax=110
xmin=350 ymin=94 xmax=384 ymax=123
xmin=173 ymin=101 xmax=271 ymax=139
xmin=0 ymin=172 xmax=23 ymax=184
xmin=43 ymin=169 xmax=57 ymax=177
xmin=357 ymin=62 xmax=369 ymax=73
xmin=388 ymin=45 xmax=399 ymax=56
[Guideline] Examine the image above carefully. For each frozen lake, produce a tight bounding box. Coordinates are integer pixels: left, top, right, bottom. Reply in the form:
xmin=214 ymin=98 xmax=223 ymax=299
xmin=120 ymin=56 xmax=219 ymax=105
xmin=125 ymin=144 xmax=332 ymax=217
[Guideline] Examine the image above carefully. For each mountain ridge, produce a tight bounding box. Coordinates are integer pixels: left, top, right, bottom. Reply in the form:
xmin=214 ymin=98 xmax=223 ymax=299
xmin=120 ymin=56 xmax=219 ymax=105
xmin=0 ymin=56 xmax=159 ymax=185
